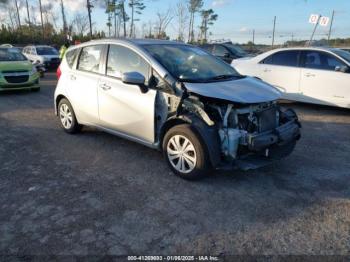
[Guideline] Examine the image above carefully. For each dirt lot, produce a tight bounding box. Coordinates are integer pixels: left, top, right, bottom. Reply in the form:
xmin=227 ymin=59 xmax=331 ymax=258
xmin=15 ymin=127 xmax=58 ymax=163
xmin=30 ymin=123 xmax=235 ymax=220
xmin=1 ymin=73 xmax=350 ymax=257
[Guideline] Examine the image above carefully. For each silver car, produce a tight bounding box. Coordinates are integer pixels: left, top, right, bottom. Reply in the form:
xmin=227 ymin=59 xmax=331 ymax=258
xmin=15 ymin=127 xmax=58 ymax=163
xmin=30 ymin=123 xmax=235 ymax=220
xmin=54 ymin=39 xmax=301 ymax=180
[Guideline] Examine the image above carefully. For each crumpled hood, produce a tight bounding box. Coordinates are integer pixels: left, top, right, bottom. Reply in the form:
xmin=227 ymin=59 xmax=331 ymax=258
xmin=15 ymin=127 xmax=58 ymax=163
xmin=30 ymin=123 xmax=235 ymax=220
xmin=184 ymin=76 xmax=281 ymax=104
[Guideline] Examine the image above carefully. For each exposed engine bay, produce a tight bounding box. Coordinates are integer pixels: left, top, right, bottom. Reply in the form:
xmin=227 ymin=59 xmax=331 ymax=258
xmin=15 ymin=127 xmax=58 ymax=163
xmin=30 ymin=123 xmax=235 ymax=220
xmin=155 ymin=88 xmax=301 ymax=169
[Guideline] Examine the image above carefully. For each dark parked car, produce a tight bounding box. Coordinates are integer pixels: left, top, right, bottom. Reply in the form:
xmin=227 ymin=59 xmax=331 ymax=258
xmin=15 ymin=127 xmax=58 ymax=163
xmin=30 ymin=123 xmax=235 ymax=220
xmin=199 ymin=43 xmax=249 ymax=63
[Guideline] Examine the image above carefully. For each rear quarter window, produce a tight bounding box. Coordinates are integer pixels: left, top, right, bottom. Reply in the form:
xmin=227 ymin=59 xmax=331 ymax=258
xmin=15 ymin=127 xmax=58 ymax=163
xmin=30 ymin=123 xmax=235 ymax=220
xmin=65 ymin=49 xmax=79 ymax=68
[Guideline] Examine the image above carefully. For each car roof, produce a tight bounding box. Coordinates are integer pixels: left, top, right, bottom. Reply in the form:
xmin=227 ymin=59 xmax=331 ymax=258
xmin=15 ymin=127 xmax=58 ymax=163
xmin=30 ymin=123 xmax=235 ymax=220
xmin=71 ymin=38 xmax=188 ymax=48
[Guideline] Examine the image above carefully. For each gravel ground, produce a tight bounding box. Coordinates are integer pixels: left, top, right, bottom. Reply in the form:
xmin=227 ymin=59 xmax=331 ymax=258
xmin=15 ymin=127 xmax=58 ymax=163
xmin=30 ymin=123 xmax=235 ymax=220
xmin=0 ymin=73 xmax=350 ymax=258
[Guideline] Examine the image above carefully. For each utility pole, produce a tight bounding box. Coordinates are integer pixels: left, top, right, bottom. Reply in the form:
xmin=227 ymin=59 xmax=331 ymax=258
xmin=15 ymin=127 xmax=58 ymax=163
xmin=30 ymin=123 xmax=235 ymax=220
xmin=14 ymin=0 xmax=21 ymax=29
xmin=38 ymin=0 xmax=45 ymax=41
xmin=25 ymin=0 xmax=31 ymax=26
xmin=252 ymin=29 xmax=255 ymax=45
xmin=272 ymin=16 xmax=276 ymax=47
xmin=87 ymin=0 xmax=93 ymax=39
xmin=328 ymin=10 xmax=335 ymax=44
xmin=309 ymin=14 xmax=321 ymax=45
xmin=60 ymin=0 xmax=68 ymax=37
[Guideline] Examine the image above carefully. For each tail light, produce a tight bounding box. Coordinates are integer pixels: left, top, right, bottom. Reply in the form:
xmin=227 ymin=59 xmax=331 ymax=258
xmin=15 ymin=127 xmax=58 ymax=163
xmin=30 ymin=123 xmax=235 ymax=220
xmin=56 ymin=66 xmax=62 ymax=80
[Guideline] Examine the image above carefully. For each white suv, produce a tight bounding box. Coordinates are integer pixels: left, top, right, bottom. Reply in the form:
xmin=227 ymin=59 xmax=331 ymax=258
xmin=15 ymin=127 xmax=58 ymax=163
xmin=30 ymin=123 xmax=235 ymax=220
xmin=55 ymin=39 xmax=301 ymax=180
xmin=23 ymin=45 xmax=60 ymax=69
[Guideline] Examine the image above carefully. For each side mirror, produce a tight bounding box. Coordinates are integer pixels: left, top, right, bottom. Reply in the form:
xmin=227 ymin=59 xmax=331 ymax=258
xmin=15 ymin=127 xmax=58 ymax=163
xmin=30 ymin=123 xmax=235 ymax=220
xmin=335 ymin=65 xmax=349 ymax=73
xmin=223 ymin=53 xmax=230 ymax=58
xmin=122 ymin=72 xmax=148 ymax=93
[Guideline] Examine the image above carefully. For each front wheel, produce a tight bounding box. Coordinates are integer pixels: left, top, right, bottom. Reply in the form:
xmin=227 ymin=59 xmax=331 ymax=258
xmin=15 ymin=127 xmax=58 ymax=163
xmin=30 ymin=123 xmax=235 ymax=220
xmin=163 ymin=124 xmax=210 ymax=180
xmin=58 ymin=98 xmax=81 ymax=134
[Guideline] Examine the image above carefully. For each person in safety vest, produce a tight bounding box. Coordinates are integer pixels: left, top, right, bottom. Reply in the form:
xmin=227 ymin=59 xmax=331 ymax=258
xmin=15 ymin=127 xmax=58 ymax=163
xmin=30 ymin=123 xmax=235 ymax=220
xmin=59 ymin=42 xmax=69 ymax=60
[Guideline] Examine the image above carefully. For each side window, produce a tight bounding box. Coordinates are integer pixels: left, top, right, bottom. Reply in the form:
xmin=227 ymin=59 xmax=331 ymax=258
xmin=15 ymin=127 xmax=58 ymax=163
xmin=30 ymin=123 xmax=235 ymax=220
xmin=262 ymin=51 xmax=299 ymax=67
xmin=31 ymin=48 xmax=36 ymax=55
xmin=213 ymin=45 xmax=228 ymax=56
xmin=303 ymin=51 xmax=346 ymax=71
xmin=66 ymin=49 xmax=79 ymax=68
xmin=200 ymin=45 xmax=213 ymax=53
xmin=77 ymin=45 xmax=103 ymax=73
xmin=106 ymin=45 xmax=150 ymax=81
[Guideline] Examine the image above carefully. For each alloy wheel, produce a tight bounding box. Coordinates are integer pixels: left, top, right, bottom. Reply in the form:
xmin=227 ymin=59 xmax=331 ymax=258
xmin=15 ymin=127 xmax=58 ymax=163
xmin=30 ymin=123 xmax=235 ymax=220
xmin=59 ymin=104 xmax=73 ymax=129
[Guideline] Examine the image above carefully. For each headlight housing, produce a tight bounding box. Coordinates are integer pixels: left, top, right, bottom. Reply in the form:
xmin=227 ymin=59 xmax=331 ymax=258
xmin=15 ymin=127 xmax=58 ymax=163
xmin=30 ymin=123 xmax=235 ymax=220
xmin=30 ymin=66 xmax=37 ymax=75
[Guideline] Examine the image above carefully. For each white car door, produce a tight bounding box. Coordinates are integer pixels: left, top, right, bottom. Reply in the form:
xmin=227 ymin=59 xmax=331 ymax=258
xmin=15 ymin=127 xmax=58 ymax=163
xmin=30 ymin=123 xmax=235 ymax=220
xmin=299 ymin=50 xmax=350 ymax=108
xmin=98 ymin=44 xmax=156 ymax=144
xmin=256 ymin=50 xmax=302 ymax=100
xmin=67 ymin=44 xmax=104 ymax=125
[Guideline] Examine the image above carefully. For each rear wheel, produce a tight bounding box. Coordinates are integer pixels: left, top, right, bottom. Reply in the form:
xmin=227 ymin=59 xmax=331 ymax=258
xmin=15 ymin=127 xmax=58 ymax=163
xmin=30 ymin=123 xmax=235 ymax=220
xmin=163 ymin=124 xmax=210 ymax=180
xmin=58 ymin=98 xmax=81 ymax=134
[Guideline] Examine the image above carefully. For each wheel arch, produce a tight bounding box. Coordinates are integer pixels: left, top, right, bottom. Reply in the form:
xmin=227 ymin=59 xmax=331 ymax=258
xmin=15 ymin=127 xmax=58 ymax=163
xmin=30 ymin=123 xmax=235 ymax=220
xmin=55 ymin=94 xmax=67 ymax=116
xmin=160 ymin=114 xmax=222 ymax=168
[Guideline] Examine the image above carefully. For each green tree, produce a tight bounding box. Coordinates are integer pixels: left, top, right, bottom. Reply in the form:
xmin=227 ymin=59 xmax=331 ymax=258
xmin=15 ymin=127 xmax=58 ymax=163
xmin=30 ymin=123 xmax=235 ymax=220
xmin=187 ymin=0 xmax=203 ymax=43
xmin=128 ymin=0 xmax=145 ymax=38
xmin=199 ymin=9 xmax=217 ymax=43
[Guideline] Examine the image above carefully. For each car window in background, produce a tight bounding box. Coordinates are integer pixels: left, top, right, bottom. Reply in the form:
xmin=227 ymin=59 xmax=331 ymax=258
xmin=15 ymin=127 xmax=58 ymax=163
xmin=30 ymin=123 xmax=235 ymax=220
xmin=36 ymin=47 xmax=58 ymax=55
xmin=200 ymin=45 xmax=214 ymax=53
xmin=66 ymin=49 xmax=79 ymax=68
xmin=263 ymin=51 xmax=299 ymax=67
xmin=223 ymin=44 xmax=247 ymax=57
xmin=333 ymin=49 xmax=350 ymax=64
xmin=213 ymin=45 xmax=228 ymax=56
xmin=107 ymin=45 xmax=150 ymax=81
xmin=303 ymin=51 xmax=346 ymax=71
xmin=77 ymin=45 xmax=103 ymax=73
xmin=0 ymin=48 xmax=27 ymax=61
xmin=144 ymin=44 xmax=240 ymax=82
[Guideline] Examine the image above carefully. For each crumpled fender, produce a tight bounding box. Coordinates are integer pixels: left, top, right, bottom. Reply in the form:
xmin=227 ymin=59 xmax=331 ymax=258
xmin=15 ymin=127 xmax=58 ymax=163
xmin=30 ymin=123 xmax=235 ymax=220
xmin=161 ymin=113 xmax=222 ymax=168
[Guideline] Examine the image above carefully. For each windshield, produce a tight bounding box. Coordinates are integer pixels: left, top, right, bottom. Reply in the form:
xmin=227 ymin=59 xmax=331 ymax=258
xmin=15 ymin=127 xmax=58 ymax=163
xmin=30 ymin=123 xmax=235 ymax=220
xmin=223 ymin=44 xmax=247 ymax=57
xmin=333 ymin=49 xmax=350 ymax=64
xmin=36 ymin=47 xmax=58 ymax=55
xmin=143 ymin=44 xmax=241 ymax=82
xmin=0 ymin=48 xmax=27 ymax=62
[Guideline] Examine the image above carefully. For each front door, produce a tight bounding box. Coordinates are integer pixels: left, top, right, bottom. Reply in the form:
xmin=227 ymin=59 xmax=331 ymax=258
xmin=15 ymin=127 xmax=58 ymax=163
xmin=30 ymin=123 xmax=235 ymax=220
xmin=299 ymin=50 xmax=350 ymax=107
xmin=98 ymin=44 xmax=156 ymax=143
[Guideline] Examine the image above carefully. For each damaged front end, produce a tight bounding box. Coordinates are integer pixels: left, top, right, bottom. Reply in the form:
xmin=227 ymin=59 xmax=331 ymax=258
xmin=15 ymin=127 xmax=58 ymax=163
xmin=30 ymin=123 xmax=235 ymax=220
xmin=162 ymin=90 xmax=301 ymax=171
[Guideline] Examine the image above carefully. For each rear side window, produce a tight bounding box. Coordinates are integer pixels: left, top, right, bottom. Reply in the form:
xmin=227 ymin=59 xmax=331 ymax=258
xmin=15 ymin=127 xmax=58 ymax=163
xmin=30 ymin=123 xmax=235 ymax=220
xmin=200 ymin=45 xmax=213 ymax=53
xmin=106 ymin=45 xmax=150 ymax=80
xmin=302 ymin=51 xmax=346 ymax=71
xmin=66 ymin=49 xmax=79 ymax=68
xmin=262 ymin=51 xmax=299 ymax=67
xmin=77 ymin=45 xmax=104 ymax=73
xmin=213 ymin=45 xmax=228 ymax=56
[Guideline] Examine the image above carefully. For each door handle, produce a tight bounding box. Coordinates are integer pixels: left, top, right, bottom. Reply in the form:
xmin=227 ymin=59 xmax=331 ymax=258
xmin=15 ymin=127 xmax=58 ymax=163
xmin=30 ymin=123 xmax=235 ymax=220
xmin=100 ymin=83 xmax=111 ymax=91
xmin=305 ymin=73 xmax=315 ymax=77
xmin=70 ymin=75 xmax=76 ymax=80
xmin=263 ymin=68 xmax=271 ymax=73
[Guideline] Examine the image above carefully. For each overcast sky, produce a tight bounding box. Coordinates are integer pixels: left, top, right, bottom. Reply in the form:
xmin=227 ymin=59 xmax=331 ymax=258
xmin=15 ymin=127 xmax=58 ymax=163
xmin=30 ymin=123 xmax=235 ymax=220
xmin=1 ymin=0 xmax=350 ymax=44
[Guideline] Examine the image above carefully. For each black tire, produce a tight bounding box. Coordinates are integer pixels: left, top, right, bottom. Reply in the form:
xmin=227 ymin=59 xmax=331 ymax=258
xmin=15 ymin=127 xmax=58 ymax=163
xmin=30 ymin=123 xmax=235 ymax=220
xmin=58 ymin=98 xmax=81 ymax=134
xmin=31 ymin=87 xmax=40 ymax=92
xmin=163 ymin=124 xmax=210 ymax=180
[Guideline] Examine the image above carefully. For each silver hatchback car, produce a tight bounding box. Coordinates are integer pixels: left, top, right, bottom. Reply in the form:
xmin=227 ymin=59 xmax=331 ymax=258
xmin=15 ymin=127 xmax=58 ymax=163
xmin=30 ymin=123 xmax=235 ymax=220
xmin=55 ymin=39 xmax=301 ymax=180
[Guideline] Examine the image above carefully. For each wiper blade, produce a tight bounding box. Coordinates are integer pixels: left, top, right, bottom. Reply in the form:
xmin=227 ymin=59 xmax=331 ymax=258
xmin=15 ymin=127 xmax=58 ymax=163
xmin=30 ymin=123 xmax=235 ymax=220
xmin=208 ymin=74 xmax=239 ymax=80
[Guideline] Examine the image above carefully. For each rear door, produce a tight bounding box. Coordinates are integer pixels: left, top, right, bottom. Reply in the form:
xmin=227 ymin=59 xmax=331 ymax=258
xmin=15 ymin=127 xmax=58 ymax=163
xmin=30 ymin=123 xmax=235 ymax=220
xmin=67 ymin=44 xmax=105 ymax=125
xmin=97 ymin=44 xmax=156 ymax=143
xmin=299 ymin=50 xmax=350 ymax=107
xmin=257 ymin=50 xmax=302 ymax=100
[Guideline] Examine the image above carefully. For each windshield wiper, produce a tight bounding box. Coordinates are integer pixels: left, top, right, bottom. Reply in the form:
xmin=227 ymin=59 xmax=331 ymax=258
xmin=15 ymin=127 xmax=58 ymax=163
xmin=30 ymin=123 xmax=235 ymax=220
xmin=207 ymin=74 xmax=241 ymax=81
